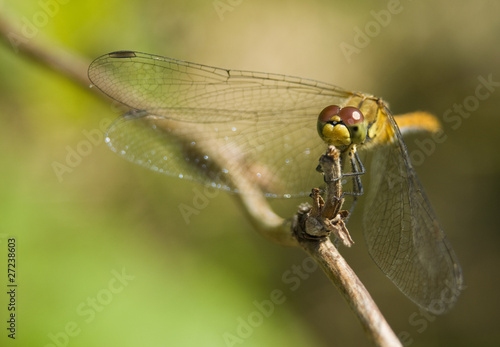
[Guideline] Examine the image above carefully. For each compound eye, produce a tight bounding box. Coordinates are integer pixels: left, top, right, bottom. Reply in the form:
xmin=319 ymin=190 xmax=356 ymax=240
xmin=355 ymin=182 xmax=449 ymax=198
xmin=339 ymin=106 xmax=367 ymax=144
xmin=318 ymin=105 xmax=341 ymax=123
xmin=317 ymin=105 xmax=367 ymax=146
xmin=338 ymin=107 xmax=364 ymax=126
xmin=317 ymin=105 xmax=350 ymax=147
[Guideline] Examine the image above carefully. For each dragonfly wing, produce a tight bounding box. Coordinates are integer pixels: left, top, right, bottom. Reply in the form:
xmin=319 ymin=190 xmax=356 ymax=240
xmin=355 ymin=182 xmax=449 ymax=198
xmin=362 ymin=107 xmax=463 ymax=313
xmin=88 ymin=51 xmax=352 ymax=121
xmin=89 ymin=51 xmax=358 ymax=197
xmin=106 ymin=108 xmax=328 ymax=197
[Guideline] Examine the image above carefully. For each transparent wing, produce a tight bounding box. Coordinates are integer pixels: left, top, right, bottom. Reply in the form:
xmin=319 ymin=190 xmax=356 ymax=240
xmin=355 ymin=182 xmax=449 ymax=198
xmin=88 ymin=51 xmax=353 ymax=120
xmin=363 ymin=106 xmax=463 ymax=313
xmin=88 ymin=51 xmax=356 ymax=197
xmin=106 ymin=108 xmax=328 ymax=197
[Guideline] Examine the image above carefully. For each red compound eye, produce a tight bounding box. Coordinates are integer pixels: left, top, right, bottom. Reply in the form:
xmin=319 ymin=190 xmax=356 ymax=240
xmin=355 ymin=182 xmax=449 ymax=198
xmin=318 ymin=105 xmax=340 ymax=123
xmin=338 ymin=107 xmax=364 ymax=126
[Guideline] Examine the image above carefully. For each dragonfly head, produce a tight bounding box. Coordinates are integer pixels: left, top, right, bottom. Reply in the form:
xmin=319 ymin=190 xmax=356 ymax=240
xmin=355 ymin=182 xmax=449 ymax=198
xmin=317 ymin=105 xmax=367 ymax=147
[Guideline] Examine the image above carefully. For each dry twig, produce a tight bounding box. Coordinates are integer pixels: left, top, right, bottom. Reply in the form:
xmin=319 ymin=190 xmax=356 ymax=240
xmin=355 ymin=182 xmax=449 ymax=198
xmin=292 ymin=147 xmax=401 ymax=347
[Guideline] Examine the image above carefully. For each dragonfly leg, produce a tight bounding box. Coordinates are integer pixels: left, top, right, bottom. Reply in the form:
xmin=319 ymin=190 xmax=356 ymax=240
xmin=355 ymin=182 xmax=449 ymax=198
xmin=342 ymin=148 xmax=366 ymax=221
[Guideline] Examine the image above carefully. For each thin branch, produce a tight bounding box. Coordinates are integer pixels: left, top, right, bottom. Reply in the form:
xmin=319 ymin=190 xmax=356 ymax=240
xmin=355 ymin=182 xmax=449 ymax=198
xmin=0 ymin=15 xmax=91 ymax=90
xmin=297 ymin=236 xmax=402 ymax=347
xmin=0 ymin=15 xmax=401 ymax=346
xmin=292 ymin=147 xmax=402 ymax=347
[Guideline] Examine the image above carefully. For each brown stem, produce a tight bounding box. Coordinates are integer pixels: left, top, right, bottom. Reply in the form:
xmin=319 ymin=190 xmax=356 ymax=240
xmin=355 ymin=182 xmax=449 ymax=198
xmin=0 ymin=15 xmax=90 ymax=89
xmin=298 ymin=237 xmax=402 ymax=347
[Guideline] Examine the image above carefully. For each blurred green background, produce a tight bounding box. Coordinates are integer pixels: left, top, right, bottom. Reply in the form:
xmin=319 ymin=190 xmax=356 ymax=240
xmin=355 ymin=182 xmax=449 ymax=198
xmin=0 ymin=0 xmax=499 ymax=346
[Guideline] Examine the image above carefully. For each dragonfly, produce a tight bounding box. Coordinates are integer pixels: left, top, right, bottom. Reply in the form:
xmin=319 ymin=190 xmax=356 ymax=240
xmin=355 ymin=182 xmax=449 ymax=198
xmin=88 ymin=51 xmax=463 ymax=314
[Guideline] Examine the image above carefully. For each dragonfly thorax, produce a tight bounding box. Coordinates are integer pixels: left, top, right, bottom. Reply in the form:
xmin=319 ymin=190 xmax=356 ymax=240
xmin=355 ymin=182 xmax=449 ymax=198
xmin=317 ymin=105 xmax=367 ymax=148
